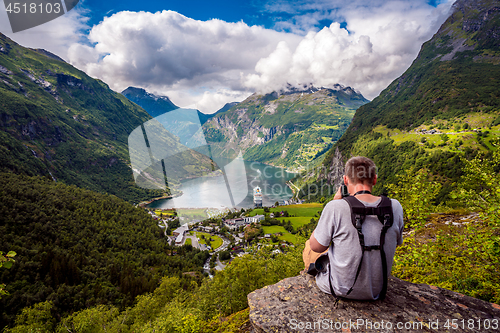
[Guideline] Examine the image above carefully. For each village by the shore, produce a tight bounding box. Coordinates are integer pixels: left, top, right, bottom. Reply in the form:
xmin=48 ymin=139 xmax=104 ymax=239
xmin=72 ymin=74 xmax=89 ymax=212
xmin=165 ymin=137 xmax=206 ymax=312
xmin=146 ymin=193 xmax=307 ymax=275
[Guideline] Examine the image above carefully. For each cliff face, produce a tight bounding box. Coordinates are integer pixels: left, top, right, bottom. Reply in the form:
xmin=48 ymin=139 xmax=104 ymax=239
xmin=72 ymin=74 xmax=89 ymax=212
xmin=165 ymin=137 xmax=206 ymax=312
xmin=323 ymin=147 xmax=344 ymax=189
xmin=208 ymin=113 xmax=283 ymax=149
xmin=248 ymin=273 xmax=500 ymax=332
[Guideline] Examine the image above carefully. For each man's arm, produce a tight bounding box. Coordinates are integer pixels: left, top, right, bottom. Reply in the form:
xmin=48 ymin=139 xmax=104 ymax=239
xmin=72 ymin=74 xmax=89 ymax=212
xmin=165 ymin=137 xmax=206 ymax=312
xmin=309 ymin=231 xmax=329 ymax=253
xmin=308 ymin=184 xmax=344 ymax=253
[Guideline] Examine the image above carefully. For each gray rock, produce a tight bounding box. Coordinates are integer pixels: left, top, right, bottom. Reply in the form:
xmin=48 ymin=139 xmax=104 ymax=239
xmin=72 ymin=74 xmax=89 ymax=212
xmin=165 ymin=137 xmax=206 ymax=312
xmin=248 ymin=272 xmax=500 ymax=332
xmin=323 ymin=147 xmax=344 ymax=189
xmin=0 ymin=65 xmax=13 ymax=75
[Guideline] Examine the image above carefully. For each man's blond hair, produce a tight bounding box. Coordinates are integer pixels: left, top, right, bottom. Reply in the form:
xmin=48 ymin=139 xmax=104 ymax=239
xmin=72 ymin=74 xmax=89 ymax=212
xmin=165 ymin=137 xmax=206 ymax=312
xmin=345 ymin=156 xmax=377 ymax=185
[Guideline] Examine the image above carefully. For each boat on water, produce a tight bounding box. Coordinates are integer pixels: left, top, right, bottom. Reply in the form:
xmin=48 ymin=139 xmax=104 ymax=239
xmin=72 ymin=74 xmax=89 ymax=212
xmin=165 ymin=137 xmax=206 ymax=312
xmin=253 ymin=186 xmax=263 ymax=207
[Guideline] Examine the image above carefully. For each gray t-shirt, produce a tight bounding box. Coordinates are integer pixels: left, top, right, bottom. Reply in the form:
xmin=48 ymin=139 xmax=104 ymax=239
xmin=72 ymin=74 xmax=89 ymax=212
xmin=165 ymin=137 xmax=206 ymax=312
xmin=313 ymin=197 xmax=404 ymax=300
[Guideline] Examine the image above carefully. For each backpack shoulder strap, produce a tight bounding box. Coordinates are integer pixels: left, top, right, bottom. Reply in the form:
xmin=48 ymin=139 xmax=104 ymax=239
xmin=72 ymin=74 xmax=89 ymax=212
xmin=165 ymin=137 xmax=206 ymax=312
xmin=343 ymin=196 xmax=366 ymax=230
xmin=377 ymin=196 xmax=393 ymax=300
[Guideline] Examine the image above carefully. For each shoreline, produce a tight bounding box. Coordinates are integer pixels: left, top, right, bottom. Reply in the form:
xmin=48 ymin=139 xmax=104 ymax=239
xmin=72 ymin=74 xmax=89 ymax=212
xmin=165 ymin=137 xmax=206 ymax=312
xmin=142 ymin=160 xmax=296 ymax=209
xmin=253 ymin=160 xmax=299 ymax=174
xmin=139 ymin=193 xmax=182 ymax=207
xmin=139 ymin=171 xmax=224 ymax=208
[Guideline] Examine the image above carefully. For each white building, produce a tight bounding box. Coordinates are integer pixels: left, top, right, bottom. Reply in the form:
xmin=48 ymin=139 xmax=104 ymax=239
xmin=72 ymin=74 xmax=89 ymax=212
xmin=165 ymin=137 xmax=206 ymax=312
xmin=175 ymin=232 xmax=185 ymax=245
xmin=173 ymin=225 xmax=189 ymax=237
xmin=173 ymin=225 xmax=189 ymax=246
xmin=200 ymin=226 xmax=214 ymax=233
xmin=249 ymin=215 xmax=265 ymax=223
xmin=224 ymin=218 xmax=247 ymax=230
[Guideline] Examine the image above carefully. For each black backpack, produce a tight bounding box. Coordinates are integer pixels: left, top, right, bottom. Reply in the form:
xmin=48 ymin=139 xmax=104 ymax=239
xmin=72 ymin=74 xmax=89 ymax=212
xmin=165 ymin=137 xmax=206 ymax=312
xmin=328 ymin=196 xmax=394 ymax=300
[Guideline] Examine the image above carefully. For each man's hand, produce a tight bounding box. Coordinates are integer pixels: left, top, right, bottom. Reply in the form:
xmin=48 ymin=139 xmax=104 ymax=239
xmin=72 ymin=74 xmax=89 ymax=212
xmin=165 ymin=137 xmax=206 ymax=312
xmin=333 ymin=185 xmax=343 ymax=200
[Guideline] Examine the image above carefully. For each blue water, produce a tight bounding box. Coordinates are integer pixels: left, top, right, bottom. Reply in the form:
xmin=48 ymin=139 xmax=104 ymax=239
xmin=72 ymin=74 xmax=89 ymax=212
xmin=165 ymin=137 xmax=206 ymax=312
xmin=147 ymin=160 xmax=296 ymax=209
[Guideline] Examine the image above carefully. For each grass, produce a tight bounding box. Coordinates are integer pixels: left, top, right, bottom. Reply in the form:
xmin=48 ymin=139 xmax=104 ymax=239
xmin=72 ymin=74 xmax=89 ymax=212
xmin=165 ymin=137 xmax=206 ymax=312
xmin=312 ymin=123 xmax=340 ymax=130
xmin=262 ymin=226 xmax=301 ymax=244
xmin=154 ymin=209 xmax=175 ymax=218
xmin=246 ymin=203 xmax=322 ymax=245
xmin=247 ymin=209 xmax=264 ymax=217
xmin=278 ymin=233 xmax=300 ymax=243
xmin=185 ymin=238 xmax=192 ymax=245
xmin=196 ymin=232 xmax=223 ymax=250
xmin=176 ymin=208 xmax=208 ymax=219
xmin=273 ymin=203 xmax=322 ymax=217
xmin=248 ymin=203 xmax=322 ymax=218
xmin=373 ymin=122 xmax=500 ymax=154
xmin=277 ymin=216 xmax=314 ymax=229
xmin=262 ymin=226 xmax=288 ymax=234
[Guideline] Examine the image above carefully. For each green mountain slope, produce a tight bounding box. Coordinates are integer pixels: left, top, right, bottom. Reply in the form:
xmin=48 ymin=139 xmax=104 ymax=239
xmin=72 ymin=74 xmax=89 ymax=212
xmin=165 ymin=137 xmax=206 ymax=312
xmin=203 ymin=85 xmax=369 ymax=171
xmin=0 ymin=173 xmax=208 ymax=329
xmin=303 ymin=0 xmax=500 ymax=201
xmin=0 ymin=34 xmax=213 ymax=202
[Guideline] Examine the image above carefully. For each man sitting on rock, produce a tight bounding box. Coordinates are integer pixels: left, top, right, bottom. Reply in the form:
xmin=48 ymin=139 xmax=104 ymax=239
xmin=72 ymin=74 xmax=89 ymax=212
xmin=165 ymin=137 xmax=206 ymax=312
xmin=303 ymin=156 xmax=404 ymax=300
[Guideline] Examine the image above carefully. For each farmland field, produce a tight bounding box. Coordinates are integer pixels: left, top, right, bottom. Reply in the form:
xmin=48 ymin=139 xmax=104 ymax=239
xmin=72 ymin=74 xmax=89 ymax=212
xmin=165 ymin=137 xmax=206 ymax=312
xmin=277 ymin=216 xmax=315 ymax=229
xmin=248 ymin=203 xmax=322 ymax=217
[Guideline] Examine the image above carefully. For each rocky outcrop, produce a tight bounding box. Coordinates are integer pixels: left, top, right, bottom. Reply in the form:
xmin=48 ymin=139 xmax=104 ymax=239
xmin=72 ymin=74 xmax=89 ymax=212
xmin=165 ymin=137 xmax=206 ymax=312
xmin=56 ymin=73 xmax=91 ymax=92
xmin=206 ymin=114 xmax=283 ymax=150
xmin=0 ymin=65 xmax=13 ymax=75
xmin=324 ymin=147 xmax=344 ymax=188
xmin=248 ymin=273 xmax=500 ymax=333
xmin=0 ymin=42 xmax=11 ymax=55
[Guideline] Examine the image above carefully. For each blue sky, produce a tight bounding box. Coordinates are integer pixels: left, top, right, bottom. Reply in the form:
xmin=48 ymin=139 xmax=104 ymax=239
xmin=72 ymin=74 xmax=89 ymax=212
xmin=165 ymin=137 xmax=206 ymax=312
xmin=84 ymin=0 xmax=262 ymax=28
xmin=82 ymin=0 xmax=447 ymax=33
xmin=0 ymin=0 xmax=454 ymax=113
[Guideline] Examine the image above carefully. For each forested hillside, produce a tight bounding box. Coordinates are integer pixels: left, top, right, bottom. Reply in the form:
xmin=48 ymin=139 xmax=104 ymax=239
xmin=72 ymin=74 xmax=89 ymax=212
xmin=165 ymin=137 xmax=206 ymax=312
xmin=0 ymin=173 xmax=209 ymax=329
xmin=299 ymin=0 xmax=500 ymax=202
xmin=0 ymin=33 xmax=214 ymax=202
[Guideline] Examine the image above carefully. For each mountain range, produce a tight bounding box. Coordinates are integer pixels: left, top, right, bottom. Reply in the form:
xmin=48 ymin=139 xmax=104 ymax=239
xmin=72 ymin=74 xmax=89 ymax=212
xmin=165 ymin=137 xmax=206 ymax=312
xmin=121 ymin=84 xmax=369 ymax=172
xmin=202 ymin=84 xmax=369 ymax=171
xmin=2 ymin=0 xmax=498 ymax=204
xmin=1 ymin=0 xmax=500 ymax=330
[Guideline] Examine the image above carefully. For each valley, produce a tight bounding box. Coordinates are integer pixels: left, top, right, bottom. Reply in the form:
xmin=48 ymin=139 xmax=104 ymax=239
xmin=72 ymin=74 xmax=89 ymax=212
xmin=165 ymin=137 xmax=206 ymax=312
xmin=1 ymin=0 xmax=500 ymax=331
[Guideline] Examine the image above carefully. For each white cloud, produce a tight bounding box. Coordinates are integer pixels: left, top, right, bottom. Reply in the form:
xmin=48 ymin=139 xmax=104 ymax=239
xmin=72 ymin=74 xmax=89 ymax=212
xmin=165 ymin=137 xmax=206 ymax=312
xmin=245 ymin=0 xmax=455 ymax=99
xmin=67 ymin=10 xmax=302 ymax=112
xmin=188 ymin=89 xmax=252 ymax=114
xmin=0 ymin=0 xmax=456 ymax=112
xmin=0 ymin=0 xmax=89 ymax=61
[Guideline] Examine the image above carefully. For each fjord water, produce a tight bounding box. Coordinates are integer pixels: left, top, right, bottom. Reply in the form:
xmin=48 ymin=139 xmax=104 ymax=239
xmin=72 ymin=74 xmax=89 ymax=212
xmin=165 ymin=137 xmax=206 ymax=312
xmin=147 ymin=160 xmax=295 ymax=209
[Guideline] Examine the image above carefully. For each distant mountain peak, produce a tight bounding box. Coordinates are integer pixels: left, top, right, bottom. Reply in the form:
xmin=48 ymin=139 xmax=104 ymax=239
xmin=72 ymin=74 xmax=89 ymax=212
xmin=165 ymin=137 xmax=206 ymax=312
xmin=272 ymin=83 xmax=362 ymax=98
xmin=122 ymin=86 xmax=175 ymax=103
xmin=121 ymin=87 xmax=178 ymax=118
xmin=121 ymin=86 xmax=228 ymax=124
